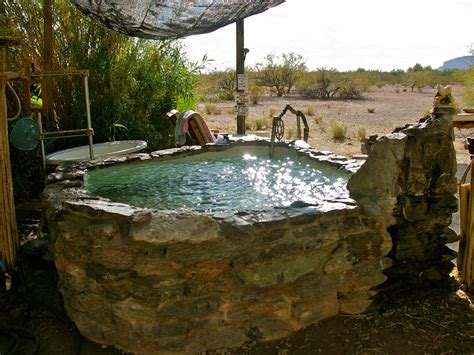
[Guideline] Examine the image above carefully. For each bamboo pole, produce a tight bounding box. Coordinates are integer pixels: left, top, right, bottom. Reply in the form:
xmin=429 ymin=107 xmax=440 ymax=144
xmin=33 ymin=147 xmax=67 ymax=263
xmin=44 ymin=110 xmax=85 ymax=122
xmin=0 ymin=71 xmax=19 ymax=270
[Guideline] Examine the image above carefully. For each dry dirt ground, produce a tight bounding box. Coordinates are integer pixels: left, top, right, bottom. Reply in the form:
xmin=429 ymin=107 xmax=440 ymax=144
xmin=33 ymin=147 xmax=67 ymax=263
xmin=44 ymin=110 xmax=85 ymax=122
xmin=201 ymin=85 xmax=472 ymax=164
xmin=1 ymin=86 xmax=474 ymax=354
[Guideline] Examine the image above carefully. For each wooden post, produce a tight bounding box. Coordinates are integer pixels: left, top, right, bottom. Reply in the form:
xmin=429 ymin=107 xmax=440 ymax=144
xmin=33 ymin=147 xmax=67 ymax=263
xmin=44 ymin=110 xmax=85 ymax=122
xmin=462 ymin=158 xmax=474 ymax=289
xmin=235 ymin=19 xmax=246 ymax=135
xmin=0 ymin=38 xmax=20 ymax=269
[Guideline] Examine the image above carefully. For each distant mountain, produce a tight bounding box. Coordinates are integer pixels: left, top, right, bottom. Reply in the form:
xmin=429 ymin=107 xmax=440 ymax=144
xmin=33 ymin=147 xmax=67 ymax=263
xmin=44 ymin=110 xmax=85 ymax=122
xmin=438 ymin=56 xmax=474 ymax=71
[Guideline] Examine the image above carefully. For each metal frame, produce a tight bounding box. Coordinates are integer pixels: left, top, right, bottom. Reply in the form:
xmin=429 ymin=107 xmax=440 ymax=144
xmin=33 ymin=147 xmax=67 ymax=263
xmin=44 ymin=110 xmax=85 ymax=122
xmin=30 ymin=70 xmax=94 ymax=170
xmin=269 ymin=104 xmax=310 ymax=158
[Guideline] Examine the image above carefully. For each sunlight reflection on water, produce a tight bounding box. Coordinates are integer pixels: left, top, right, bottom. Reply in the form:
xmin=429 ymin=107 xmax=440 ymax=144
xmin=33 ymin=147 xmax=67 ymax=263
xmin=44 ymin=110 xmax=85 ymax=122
xmin=85 ymin=151 xmax=349 ymax=213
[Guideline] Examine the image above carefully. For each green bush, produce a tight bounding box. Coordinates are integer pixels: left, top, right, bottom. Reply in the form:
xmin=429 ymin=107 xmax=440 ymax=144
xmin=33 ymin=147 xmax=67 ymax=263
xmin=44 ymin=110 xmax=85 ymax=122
xmin=331 ymin=121 xmax=347 ymax=140
xmin=357 ymin=127 xmax=366 ymax=141
xmin=3 ymin=0 xmax=202 ymax=199
xmin=297 ymin=69 xmax=365 ymax=100
xmin=4 ymin=0 xmax=201 ymax=151
xmin=461 ymin=66 xmax=474 ymax=107
xmin=249 ymin=84 xmax=264 ymax=104
xmin=255 ymin=52 xmax=306 ymax=97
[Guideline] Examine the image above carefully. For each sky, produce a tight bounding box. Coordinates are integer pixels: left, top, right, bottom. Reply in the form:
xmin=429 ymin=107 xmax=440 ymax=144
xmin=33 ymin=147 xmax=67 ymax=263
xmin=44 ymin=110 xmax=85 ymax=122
xmin=183 ymin=0 xmax=473 ymax=72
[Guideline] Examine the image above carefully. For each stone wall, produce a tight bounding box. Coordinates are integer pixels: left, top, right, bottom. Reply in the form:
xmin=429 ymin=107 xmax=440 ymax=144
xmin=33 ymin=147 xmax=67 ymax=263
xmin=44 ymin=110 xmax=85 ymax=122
xmin=43 ymin=195 xmax=391 ymax=353
xmin=348 ymin=104 xmax=459 ymax=293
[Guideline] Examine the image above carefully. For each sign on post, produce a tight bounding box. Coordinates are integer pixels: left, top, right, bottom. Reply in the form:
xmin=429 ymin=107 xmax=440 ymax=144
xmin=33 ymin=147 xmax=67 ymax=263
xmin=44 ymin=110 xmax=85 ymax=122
xmin=237 ymin=74 xmax=248 ymax=91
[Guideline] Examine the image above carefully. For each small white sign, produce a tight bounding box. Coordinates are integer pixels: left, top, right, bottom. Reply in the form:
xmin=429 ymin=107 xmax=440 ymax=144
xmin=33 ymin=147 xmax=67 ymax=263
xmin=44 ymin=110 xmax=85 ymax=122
xmin=237 ymin=74 xmax=248 ymax=91
xmin=235 ymin=91 xmax=248 ymax=104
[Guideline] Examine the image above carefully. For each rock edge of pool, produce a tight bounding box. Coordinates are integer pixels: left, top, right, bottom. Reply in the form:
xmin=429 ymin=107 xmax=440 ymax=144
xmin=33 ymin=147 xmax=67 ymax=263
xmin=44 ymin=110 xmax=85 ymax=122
xmin=42 ymin=116 xmax=458 ymax=354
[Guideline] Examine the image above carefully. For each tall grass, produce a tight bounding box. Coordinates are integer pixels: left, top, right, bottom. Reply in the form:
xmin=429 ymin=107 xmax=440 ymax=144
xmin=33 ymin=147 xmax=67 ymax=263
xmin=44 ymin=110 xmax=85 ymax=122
xmin=331 ymin=121 xmax=347 ymax=140
xmin=205 ymin=102 xmax=221 ymax=115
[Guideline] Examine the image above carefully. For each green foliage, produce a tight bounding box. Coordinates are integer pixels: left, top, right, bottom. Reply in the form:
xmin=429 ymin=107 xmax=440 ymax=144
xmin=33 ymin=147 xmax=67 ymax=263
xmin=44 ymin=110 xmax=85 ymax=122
xmin=249 ymin=84 xmax=264 ymax=104
xmin=460 ymin=66 xmax=474 ymax=107
xmin=3 ymin=0 xmax=201 ymax=152
xmin=298 ymin=69 xmax=365 ymax=100
xmin=286 ymin=127 xmax=296 ymax=140
xmin=252 ymin=117 xmax=270 ymax=131
xmin=331 ymin=121 xmax=347 ymax=140
xmin=357 ymin=127 xmax=366 ymax=141
xmin=109 ymin=121 xmax=128 ymax=142
xmin=255 ymin=52 xmax=306 ymax=97
xmin=3 ymin=0 xmax=202 ymax=199
xmin=176 ymin=95 xmax=198 ymax=112
xmin=197 ymin=69 xmax=236 ymax=101
xmin=214 ymin=68 xmax=236 ymax=101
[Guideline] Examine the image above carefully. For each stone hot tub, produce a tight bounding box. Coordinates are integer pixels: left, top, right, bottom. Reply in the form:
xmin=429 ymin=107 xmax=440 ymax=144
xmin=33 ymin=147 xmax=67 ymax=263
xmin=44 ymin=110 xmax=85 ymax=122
xmin=43 ymin=96 xmax=458 ymax=353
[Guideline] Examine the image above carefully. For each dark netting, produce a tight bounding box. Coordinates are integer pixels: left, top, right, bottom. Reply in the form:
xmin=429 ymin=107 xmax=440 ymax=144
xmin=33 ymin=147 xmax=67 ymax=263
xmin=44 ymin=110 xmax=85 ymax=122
xmin=70 ymin=0 xmax=285 ymax=39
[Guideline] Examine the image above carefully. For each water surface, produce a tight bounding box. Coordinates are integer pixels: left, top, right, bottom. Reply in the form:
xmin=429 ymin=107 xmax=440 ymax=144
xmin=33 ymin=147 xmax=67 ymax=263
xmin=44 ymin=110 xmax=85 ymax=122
xmin=85 ymin=149 xmax=349 ymax=213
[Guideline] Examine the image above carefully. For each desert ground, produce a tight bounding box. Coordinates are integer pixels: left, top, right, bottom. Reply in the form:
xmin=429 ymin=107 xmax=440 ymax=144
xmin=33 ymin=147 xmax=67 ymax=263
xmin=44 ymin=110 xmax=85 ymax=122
xmin=200 ymin=85 xmax=472 ymax=164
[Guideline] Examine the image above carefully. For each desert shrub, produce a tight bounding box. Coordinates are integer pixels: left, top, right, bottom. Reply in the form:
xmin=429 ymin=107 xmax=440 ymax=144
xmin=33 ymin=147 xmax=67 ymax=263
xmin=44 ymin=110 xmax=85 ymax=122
xmin=286 ymin=127 xmax=296 ymax=140
xmin=268 ymin=106 xmax=278 ymax=118
xmin=304 ymin=105 xmax=316 ymax=116
xmin=367 ymin=108 xmax=375 ymax=113
xmin=225 ymin=106 xmax=236 ymax=115
xmin=313 ymin=115 xmax=323 ymax=125
xmin=215 ymin=68 xmax=236 ymax=101
xmin=205 ymin=102 xmax=221 ymax=115
xmin=255 ymin=52 xmax=307 ymax=97
xmin=253 ymin=118 xmax=266 ymax=131
xmin=463 ymin=86 xmax=474 ymax=107
xmin=461 ymin=66 xmax=474 ymax=107
xmin=357 ymin=127 xmax=366 ymax=141
xmin=249 ymin=84 xmax=264 ymax=104
xmin=245 ymin=120 xmax=253 ymax=131
xmin=331 ymin=121 xmax=347 ymax=140
xmin=297 ymin=69 xmax=364 ymax=100
xmin=319 ymin=123 xmax=327 ymax=133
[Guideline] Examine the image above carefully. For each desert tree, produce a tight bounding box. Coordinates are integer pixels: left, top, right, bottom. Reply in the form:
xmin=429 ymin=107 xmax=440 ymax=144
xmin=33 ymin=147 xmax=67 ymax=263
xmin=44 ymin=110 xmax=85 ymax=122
xmin=215 ymin=68 xmax=236 ymax=100
xmin=255 ymin=52 xmax=306 ymax=97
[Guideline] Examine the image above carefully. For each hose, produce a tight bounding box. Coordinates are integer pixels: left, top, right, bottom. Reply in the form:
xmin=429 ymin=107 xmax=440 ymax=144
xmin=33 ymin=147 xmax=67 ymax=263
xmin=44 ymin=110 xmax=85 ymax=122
xmin=6 ymin=82 xmax=22 ymax=121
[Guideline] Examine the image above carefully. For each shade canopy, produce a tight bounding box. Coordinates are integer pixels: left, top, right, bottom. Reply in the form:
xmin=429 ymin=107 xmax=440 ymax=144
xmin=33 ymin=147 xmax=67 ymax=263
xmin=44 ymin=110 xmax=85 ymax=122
xmin=70 ymin=0 xmax=285 ymax=39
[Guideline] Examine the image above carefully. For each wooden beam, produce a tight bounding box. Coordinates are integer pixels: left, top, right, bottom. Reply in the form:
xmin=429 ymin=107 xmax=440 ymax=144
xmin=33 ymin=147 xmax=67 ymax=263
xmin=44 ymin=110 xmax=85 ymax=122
xmin=0 ymin=71 xmax=19 ymax=269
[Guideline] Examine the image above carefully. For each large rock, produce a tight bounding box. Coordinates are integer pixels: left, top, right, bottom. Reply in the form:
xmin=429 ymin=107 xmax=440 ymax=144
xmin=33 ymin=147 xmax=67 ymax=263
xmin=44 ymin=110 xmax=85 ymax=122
xmin=348 ymin=106 xmax=458 ymax=294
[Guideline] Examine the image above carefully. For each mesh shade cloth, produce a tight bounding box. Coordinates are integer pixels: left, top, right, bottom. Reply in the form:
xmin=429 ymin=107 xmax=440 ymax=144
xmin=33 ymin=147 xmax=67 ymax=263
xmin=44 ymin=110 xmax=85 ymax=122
xmin=70 ymin=0 xmax=285 ymax=39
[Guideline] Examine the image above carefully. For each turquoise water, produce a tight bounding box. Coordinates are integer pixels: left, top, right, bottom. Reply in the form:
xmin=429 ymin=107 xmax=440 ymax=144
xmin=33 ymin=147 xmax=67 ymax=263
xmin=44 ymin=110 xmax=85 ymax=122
xmin=84 ymin=150 xmax=349 ymax=213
